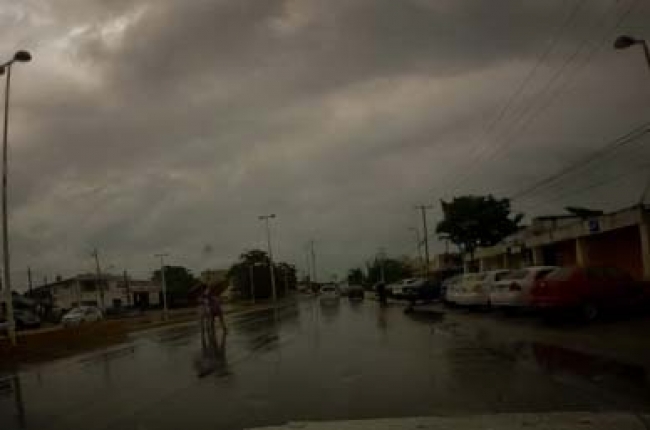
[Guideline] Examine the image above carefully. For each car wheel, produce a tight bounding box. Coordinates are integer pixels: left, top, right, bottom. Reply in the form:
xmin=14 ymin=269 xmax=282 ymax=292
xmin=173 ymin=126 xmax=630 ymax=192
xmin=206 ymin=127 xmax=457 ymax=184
xmin=581 ymin=302 xmax=599 ymax=322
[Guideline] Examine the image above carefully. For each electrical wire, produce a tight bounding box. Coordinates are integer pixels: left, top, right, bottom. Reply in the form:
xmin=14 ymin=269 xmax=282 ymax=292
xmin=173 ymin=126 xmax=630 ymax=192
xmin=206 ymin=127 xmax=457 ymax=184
xmin=437 ymin=0 xmax=584 ymax=196
xmin=511 ymin=121 xmax=650 ymax=201
xmin=453 ymin=0 xmax=620 ymax=196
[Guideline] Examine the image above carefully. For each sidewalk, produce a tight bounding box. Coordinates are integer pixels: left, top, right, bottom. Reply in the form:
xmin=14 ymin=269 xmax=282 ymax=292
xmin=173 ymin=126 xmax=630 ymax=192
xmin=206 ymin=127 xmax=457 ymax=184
xmin=0 ymin=298 xmax=295 ymax=367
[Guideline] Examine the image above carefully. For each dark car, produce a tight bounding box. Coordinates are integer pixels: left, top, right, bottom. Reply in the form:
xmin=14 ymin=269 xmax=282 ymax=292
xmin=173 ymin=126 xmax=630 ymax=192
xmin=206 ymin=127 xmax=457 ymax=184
xmin=348 ymin=285 xmax=364 ymax=300
xmin=531 ymin=266 xmax=650 ymax=321
xmin=0 ymin=308 xmax=41 ymax=330
xmin=398 ymin=278 xmax=441 ymax=305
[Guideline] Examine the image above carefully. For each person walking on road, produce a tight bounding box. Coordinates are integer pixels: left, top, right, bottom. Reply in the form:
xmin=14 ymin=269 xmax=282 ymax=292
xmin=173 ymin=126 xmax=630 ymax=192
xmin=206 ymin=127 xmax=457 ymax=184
xmin=376 ymin=282 xmax=388 ymax=306
xmin=207 ymin=282 xmax=227 ymax=334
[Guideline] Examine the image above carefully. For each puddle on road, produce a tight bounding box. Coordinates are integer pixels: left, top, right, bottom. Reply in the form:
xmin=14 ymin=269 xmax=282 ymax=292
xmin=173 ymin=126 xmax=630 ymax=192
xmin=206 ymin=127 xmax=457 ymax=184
xmin=423 ymin=313 xmax=650 ymax=402
xmin=530 ymin=343 xmax=648 ymax=388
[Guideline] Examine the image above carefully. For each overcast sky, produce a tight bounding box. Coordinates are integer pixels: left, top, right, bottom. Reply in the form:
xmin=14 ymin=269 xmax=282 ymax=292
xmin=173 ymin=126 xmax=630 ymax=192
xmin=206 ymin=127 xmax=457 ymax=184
xmin=1 ymin=0 xmax=649 ymax=287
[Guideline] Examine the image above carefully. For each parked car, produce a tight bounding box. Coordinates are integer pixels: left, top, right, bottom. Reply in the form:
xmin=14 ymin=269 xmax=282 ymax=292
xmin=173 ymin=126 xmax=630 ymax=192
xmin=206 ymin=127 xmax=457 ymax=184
xmin=390 ymin=278 xmax=420 ymax=299
xmin=0 ymin=308 xmax=41 ymax=330
xmin=348 ymin=285 xmax=364 ymax=300
xmin=446 ymin=273 xmax=484 ymax=304
xmin=531 ymin=266 xmax=649 ymax=321
xmin=490 ymin=266 xmax=558 ymax=311
xmin=62 ymin=306 xmax=104 ymax=327
xmin=338 ymin=283 xmax=351 ymax=297
xmin=14 ymin=309 xmax=41 ymax=329
xmin=441 ymin=274 xmax=462 ymax=303
xmin=394 ymin=278 xmax=441 ymax=304
xmin=319 ymin=285 xmax=341 ymax=302
xmin=453 ymin=270 xmax=510 ymax=308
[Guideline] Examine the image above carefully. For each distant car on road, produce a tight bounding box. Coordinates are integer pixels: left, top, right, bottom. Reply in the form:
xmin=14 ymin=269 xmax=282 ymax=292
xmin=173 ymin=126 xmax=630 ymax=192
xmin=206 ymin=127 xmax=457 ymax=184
xmin=62 ymin=306 xmax=104 ymax=327
xmin=490 ymin=266 xmax=558 ymax=311
xmin=347 ymin=285 xmax=364 ymax=300
xmin=319 ymin=285 xmax=341 ymax=302
xmin=532 ymin=266 xmax=650 ymax=321
xmin=453 ymin=270 xmax=510 ymax=308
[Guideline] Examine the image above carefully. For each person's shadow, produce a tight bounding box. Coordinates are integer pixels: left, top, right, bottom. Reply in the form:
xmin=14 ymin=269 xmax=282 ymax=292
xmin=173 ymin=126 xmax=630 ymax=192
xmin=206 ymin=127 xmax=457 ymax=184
xmin=194 ymin=327 xmax=229 ymax=378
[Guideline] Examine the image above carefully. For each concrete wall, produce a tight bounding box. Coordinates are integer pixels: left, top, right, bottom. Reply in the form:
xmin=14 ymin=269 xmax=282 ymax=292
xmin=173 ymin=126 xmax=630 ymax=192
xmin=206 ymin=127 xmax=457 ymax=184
xmin=582 ymin=226 xmax=643 ymax=279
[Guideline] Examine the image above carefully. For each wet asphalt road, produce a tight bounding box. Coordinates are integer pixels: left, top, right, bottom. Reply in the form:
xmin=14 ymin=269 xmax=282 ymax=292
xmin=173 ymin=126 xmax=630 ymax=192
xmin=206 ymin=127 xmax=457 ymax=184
xmin=1 ymin=297 xmax=650 ymax=430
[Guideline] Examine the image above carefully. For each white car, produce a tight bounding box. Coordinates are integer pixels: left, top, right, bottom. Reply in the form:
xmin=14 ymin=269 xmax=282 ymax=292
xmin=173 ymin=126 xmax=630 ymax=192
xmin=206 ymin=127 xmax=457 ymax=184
xmin=454 ymin=270 xmax=510 ymax=307
xmin=390 ymin=278 xmax=421 ymax=299
xmin=62 ymin=306 xmax=104 ymax=327
xmin=489 ymin=266 xmax=558 ymax=309
xmin=319 ymin=285 xmax=340 ymax=302
xmin=442 ymin=275 xmax=462 ymax=303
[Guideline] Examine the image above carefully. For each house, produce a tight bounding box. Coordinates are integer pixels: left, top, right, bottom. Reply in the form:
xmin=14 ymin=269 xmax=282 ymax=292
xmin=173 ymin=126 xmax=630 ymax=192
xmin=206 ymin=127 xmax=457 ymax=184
xmin=29 ymin=274 xmax=161 ymax=311
xmin=468 ymin=205 xmax=650 ymax=280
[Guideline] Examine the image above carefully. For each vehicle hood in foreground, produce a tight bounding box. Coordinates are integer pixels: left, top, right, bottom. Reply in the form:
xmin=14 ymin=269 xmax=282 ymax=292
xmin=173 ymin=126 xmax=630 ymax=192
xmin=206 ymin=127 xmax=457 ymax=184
xmin=251 ymin=412 xmax=649 ymax=430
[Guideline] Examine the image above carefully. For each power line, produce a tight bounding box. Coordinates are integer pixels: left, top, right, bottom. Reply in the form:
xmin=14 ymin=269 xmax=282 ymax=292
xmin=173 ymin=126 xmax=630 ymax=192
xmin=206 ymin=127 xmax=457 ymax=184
xmin=511 ymin=121 xmax=650 ymax=201
xmin=519 ymin=159 xmax=650 ymax=212
xmin=485 ymin=0 xmax=640 ymax=163
xmin=455 ymin=0 xmax=618 ymax=193
xmin=438 ymin=0 xmax=583 ymax=195
xmin=511 ymin=127 xmax=650 ymax=204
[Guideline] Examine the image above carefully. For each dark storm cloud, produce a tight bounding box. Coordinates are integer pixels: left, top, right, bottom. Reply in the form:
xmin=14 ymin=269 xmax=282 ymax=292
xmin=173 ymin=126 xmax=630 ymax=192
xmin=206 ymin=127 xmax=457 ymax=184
xmin=0 ymin=0 xmax=649 ymax=284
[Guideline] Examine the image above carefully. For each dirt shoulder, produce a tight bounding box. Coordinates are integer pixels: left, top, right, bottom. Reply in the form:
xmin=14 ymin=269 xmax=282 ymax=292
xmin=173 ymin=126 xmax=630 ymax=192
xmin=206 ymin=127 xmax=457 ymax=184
xmin=0 ymin=299 xmax=291 ymax=368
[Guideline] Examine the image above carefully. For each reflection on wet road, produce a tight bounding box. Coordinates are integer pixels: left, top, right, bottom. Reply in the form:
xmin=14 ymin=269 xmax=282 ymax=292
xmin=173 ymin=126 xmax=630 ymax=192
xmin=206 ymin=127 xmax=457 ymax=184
xmin=1 ymin=298 xmax=649 ymax=430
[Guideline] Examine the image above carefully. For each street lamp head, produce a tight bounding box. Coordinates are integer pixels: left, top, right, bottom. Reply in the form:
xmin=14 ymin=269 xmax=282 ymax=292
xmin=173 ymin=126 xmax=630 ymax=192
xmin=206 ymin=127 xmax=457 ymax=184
xmin=614 ymin=35 xmax=639 ymax=50
xmin=13 ymin=50 xmax=32 ymax=62
xmin=270 ymin=214 xmax=276 ymax=218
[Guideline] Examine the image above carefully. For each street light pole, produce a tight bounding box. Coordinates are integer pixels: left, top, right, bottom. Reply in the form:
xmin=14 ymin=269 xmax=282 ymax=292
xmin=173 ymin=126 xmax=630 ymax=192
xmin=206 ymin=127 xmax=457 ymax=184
xmin=409 ymin=227 xmax=424 ymax=275
xmin=259 ymin=214 xmax=277 ymax=302
xmin=154 ymin=253 xmax=169 ymax=320
xmin=614 ymin=35 xmax=650 ymax=203
xmin=415 ymin=205 xmax=433 ymax=278
xmin=0 ymin=50 xmax=31 ymax=346
xmin=614 ymin=35 xmax=650 ymax=72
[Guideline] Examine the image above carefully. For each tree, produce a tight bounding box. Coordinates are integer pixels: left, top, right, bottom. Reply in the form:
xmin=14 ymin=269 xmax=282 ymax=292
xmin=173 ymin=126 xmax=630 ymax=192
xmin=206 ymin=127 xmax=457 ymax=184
xmin=436 ymin=195 xmax=523 ymax=262
xmin=152 ymin=266 xmax=197 ymax=307
xmin=366 ymin=256 xmax=413 ymax=284
xmin=347 ymin=268 xmax=364 ymax=285
xmin=227 ymin=249 xmax=294 ymax=300
xmin=276 ymin=262 xmax=297 ymax=293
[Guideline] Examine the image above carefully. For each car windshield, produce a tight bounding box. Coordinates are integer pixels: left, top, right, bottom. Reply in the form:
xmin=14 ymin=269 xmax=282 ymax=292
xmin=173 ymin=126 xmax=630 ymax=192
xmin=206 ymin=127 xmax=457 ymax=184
xmin=546 ymin=268 xmax=575 ymax=281
xmin=503 ymin=270 xmax=529 ymax=280
xmin=3 ymin=2 xmax=649 ymax=429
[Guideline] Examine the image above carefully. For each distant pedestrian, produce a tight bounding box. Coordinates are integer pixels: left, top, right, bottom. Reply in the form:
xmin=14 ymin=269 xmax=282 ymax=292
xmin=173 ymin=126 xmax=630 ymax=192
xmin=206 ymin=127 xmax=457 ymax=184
xmin=377 ymin=282 xmax=388 ymax=306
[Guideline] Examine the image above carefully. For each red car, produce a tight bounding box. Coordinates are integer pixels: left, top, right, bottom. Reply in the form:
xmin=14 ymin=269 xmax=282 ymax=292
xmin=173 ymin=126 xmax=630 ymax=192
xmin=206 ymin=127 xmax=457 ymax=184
xmin=531 ymin=266 xmax=650 ymax=321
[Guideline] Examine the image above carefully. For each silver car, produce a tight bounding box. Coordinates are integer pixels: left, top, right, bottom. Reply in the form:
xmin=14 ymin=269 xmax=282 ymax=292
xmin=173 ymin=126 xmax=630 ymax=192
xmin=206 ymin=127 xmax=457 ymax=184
xmin=62 ymin=306 xmax=104 ymax=327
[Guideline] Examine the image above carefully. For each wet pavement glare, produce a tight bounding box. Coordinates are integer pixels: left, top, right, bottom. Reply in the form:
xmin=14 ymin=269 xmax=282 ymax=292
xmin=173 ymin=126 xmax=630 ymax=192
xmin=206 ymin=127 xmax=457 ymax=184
xmin=1 ymin=297 xmax=649 ymax=430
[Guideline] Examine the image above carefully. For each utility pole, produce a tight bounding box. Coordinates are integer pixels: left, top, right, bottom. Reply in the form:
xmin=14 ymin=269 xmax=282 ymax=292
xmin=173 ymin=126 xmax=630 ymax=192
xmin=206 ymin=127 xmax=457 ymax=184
xmin=91 ymin=249 xmax=105 ymax=310
xmin=259 ymin=214 xmax=277 ymax=302
xmin=123 ymin=270 xmax=131 ymax=307
xmin=249 ymin=264 xmax=256 ymax=304
xmin=284 ymin=268 xmax=289 ymax=296
xmin=415 ymin=205 xmax=433 ymax=277
xmin=304 ymin=244 xmax=312 ymax=287
xmin=310 ymin=240 xmax=317 ymax=286
xmin=154 ymin=253 xmax=169 ymax=320
xmin=27 ymin=267 xmax=32 ymax=295
xmin=409 ymin=227 xmax=424 ymax=275
xmin=377 ymin=248 xmax=386 ymax=283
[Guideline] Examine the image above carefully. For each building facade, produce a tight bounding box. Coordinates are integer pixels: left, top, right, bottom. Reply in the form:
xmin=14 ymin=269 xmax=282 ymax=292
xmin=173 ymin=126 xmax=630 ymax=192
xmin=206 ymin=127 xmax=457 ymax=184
xmin=468 ymin=205 xmax=650 ymax=280
xmin=29 ymin=274 xmax=161 ymax=311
